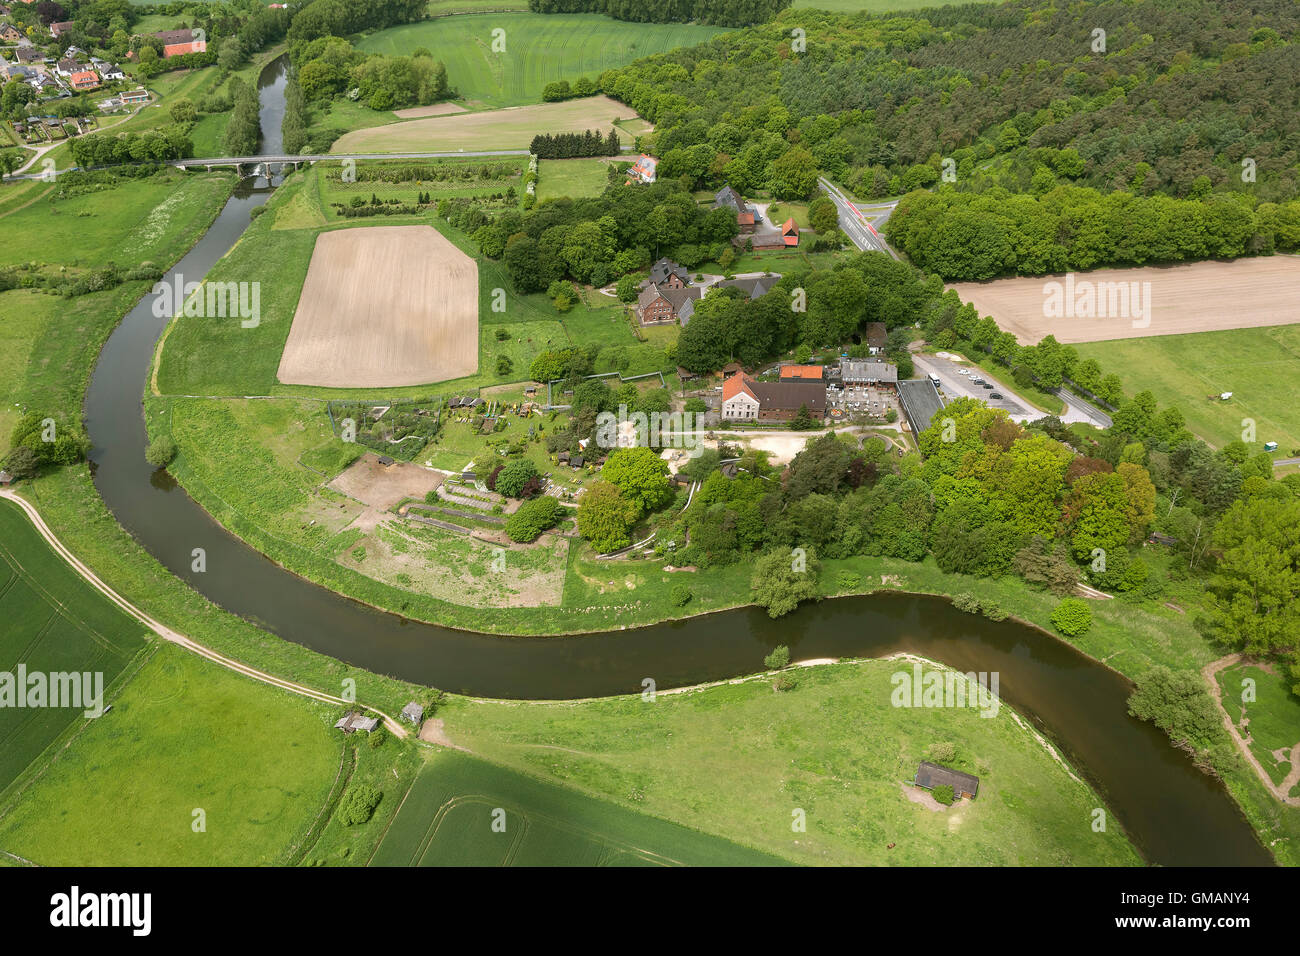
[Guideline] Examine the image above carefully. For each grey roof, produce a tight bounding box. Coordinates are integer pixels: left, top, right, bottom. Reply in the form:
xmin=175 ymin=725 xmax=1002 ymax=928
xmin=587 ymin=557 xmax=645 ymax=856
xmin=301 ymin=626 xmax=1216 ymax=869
xmin=915 ymin=761 xmax=980 ymax=797
xmin=840 ymin=358 xmax=897 ymax=383
xmin=639 ymin=283 xmax=701 ymax=319
xmin=750 ymin=380 xmax=826 ymax=415
xmin=334 ymin=712 xmax=380 ymax=733
xmin=864 ymin=322 xmax=888 ymax=350
xmin=649 ymin=257 xmax=690 ymax=286
xmin=715 ymin=275 xmax=780 ymax=300
xmin=898 ymin=378 xmax=946 ymax=437
xmin=714 ymin=185 xmax=744 ymax=210
xmin=401 ymin=701 xmax=424 ymax=723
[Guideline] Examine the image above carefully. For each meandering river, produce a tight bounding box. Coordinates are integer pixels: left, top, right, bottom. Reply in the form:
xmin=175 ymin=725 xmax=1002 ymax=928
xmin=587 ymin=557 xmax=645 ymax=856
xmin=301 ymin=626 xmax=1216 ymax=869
xmin=81 ymin=56 xmax=1272 ymax=866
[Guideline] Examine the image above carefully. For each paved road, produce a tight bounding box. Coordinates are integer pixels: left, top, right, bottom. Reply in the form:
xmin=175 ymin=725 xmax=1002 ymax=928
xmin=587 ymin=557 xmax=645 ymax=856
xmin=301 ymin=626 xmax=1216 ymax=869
xmin=817 ymin=176 xmax=899 ymax=258
xmin=1055 ymin=387 xmax=1113 ymax=429
xmin=1274 ymin=457 xmax=1300 ymax=468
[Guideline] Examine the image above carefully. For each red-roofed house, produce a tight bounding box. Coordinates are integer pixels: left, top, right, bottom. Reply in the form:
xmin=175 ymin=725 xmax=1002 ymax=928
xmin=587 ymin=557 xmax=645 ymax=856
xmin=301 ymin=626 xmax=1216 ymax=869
xmin=626 ymin=153 xmax=656 ymax=184
xmin=721 ymin=373 xmax=760 ymax=422
xmin=154 ymin=29 xmax=206 ymax=58
xmin=780 ymin=365 xmax=823 ymax=381
xmin=69 ymin=68 xmax=99 ymax=90
xmin=781 ymin=218 xmax=799 ymax=247
xmin=49 ymin=20 xmax=74 ymax=37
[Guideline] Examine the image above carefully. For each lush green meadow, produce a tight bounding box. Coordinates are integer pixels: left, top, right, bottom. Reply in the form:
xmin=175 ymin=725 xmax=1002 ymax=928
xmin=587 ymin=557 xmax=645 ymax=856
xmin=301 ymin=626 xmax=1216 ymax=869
xmin=369 ymin=749 xmax=783 ymax=866
xmin=0 ymin=500 xmax=146 ymax=795
xmin=792 ymin=0 xmax=992 ymax=10
xmin=358 ymin=13 xmax=726 ymax=108
xmin=1216 ymin=662 xmax=1300 ymax=792
xmin=0 ymin=645 xmax=341 ymax=866
xmin=536 ymin=157 xmax=615 ymax=201
xmin=1074 ymin=325 xmax=1300 ymax=454
xmin=443 ymin=660 xmax=1141 ymax=865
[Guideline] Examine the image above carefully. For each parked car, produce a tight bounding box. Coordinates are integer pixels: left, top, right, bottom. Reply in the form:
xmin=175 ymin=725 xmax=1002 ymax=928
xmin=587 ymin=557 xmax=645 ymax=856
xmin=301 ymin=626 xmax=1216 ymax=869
xmin=989 ymin=392 xmax=1003 ymax=400
xmin=982 ymin=383 xmax=994 ymax=389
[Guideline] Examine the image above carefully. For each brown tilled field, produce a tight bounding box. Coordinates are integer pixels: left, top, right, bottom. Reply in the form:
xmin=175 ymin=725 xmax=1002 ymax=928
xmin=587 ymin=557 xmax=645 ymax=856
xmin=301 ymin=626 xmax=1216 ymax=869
xmin=276 ymin=225 xmax=478 ymax=388
xmin=949 ymin=256 xmax=1300 ymax=344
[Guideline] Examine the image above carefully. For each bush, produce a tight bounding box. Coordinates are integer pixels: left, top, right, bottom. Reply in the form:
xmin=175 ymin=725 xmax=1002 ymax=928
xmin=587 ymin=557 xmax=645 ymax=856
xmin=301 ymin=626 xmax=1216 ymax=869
xmin=980 ymin=600 xmax=1008 ymax=621
xmin=772 ymin=672 xmax=798 ymax=693
xmin=504 ymin=495 xmax=562 ymax=542
xmin=1127 ymin=665 xmax=1223 ymax=754
xmin=932 ymin=784 xmax=955 ymax=806
xmin=338 ymin=782 xmax=381 ymax=826
xmin=928 ymin=742 xmax=956 ymax=762
xmin=367 ymin=727 xmax=387 ymax=749
xmin=670 ymin=583 xmax=692 ymax=607
xmin=763 ymin=644 xmax=791 ymax=670
xmin=952 ymin=591 xmax=980 ymax=613
xmin=836 ymin=569 xmax=859 ymax=591
xmin=1050 ymin=597 xmax=1093 ymax=637
xmin=145 ymin=436 xmax=177 ymax=468
xmin=495 ymin=458 xmax=541 ymax=498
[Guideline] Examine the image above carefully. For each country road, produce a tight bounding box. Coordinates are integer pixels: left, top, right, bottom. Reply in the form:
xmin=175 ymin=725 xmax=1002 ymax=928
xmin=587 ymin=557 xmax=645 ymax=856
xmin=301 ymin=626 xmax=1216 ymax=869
xmin=817 ymin=176 xmax=899 ymax=258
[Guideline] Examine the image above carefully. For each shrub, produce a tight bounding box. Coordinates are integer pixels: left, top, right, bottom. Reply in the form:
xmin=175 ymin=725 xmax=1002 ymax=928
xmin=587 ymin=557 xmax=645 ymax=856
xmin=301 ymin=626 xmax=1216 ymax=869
xmin=1050 ymin=597 xmax=1093 ymax=637
xmin=505 ymin=495 xmax=562 ymax=542
xmin=952 ymin=591 xmax=980 ymax=613
xmin=932 ymin=784 xmax=955 ymax=806
xmin=764 ymin=645 xmax=791 ymax=670
xmin=980 ymin=600 xmax=1008 ymax=621
xmin=772 ymin=672 xmax=798 ymax=693
xmin=1128 ymin=666 xmax=1223 ymax=755
xmin=145 ymin=436 xmax=177 ymax=468
xmin=495 ymin=458 xmax=540 ymax=498
xmin=836 ymin=569 xmax=859 ymax=591
xmin=338 ymin=782 xmax=381 ymax=826
xmin=670 ymin=583 xmax=692 ymax=607
xmin=367 ymin=727 xmax=387 ymax=749
xmin=928 ymin=741 xmax=956 ymax=763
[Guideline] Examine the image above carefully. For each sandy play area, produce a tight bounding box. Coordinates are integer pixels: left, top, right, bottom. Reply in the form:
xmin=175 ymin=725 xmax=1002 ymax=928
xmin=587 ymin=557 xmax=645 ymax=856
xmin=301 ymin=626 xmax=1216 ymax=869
xmin=276 ymin=225 xmax=478 ymax=388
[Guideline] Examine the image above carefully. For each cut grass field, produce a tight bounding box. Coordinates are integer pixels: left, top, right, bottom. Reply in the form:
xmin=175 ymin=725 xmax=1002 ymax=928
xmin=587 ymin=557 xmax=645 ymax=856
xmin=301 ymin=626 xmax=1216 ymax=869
xmin=0 ymin=500 xmax=146 ymax=795
xmin=330 ymin=95 xmax=636 ymax=154
xmin=793 ymin=0 xmax=992 ymax=9
xmin=1074 ymin=325 xmax=1300 ymax=453
xmin=442 ymin=659 xmax=1141 ymax=865
xmin=0 ymin=644 xmax=341 ymax=866
xmin=358 ymin=13 xmax=725 ymax=109
xmin=536 ymin=156 xmax=615 ymax=201
xmin=369 ymin=749 xmax=784 ymax=866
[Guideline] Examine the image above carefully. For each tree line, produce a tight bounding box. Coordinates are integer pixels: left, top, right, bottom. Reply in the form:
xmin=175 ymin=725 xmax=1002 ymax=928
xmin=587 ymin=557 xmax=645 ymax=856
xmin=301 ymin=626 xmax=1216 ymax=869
xmin=887 ymin=185 xmax=1300 ymax=281
xmin=70 ymin=127 xmax=193 ymax=166
xmin=528 ymin=0 xmax=791 ymax=27
xmin=529 ymin=129 xmax=621 ymax=159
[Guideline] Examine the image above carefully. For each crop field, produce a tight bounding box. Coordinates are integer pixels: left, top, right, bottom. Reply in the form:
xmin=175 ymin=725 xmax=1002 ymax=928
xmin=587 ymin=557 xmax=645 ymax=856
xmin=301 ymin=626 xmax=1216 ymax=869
xmin=369 ymin=749 xmax=781 ymax=866
xmin=444 ymin=659 xmax=1142 ymax=865
xmin=358 ymin=13 xmax=725 ymax=108
xmin=277 ymin=225 xmax=480 ymax=388
xmin=0 ymin=500 xmax=146 ymax=795
xmin=330 ymin=96 xmax=636 ymax=154
xmin=1073 ymin=325 xmax=1300 ymax=453
xmin=0 ymin=645 xmax=341 ymax=865
xmin=950 ymin=256 xmax=1300 ymax=345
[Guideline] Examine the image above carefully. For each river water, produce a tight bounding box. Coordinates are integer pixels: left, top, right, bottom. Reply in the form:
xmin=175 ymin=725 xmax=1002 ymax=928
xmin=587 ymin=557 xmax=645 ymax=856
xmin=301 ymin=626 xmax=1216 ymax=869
xmin=80 ymin=55 xmax=1272 ymax=867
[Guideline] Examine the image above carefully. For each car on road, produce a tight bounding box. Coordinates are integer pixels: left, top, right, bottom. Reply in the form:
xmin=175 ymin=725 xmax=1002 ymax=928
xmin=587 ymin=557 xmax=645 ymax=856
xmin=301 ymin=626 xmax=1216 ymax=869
xmin=989 ymin=392 xmax=1003 ymax=400
xmin=982 ymin=383 xmax=994 ymax=389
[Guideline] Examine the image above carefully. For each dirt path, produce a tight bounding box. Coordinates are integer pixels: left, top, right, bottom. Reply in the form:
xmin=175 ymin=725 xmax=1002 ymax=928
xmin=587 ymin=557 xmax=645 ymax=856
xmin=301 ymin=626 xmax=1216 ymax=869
xmin=0 ymin=489 xmax=407 ymax=738
xmin=1202 ymin=653 xmax=1300 ymax=806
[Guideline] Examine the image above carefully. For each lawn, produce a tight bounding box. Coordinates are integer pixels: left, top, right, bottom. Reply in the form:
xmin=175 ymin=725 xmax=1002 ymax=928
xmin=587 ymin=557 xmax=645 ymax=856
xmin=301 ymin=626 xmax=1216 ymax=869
xmin=536 ymin=157 xmax=615 ymax=201
xmin=0 ymin=645 xmax=341 ymax=865
xmin=330 ymin=96 xmax=639 ymax=153
xmin=1074 ymin=325 xmax=1300 ymax=455
xmin=0 ymin=500 xmax=147 ymax=795
xmin=357 ymin=13 xmax=726 ymax=108
xmin=0 ymin=170 xmax=233 ymax=268
xmin=441 ymin=659 xmax=1141 ymax=865
xmin=1216 ymin=662 xmax=1300 ymax=792
xmin=369 ymin=749 xmax=783 ymax=866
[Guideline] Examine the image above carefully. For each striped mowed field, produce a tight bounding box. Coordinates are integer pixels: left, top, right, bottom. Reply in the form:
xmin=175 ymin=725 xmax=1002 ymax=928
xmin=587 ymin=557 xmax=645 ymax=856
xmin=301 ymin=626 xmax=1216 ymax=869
xmin=357 ymin=13 xmax=727 ymax=108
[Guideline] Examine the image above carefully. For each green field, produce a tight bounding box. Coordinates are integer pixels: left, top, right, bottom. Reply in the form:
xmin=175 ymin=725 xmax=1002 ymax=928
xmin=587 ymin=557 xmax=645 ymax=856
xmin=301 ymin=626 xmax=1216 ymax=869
xmin=536 ymin=157 xmax=615 ymax=202
xmin=1074 ymin=325 xmax=1300 ymax=455
xmin=0 ymin=644 xmax=341 ymax=865
xmin=443 ymin=659 xmax=1141 ymax=865
xmin=370 ymin=749 xmax=784 ymax=866
xmin=358 ymin=13 xmax=726 ymax=108
xmin=0 ymin=500 xmax=146 ymax=794
xmin=792 ymin=0 xmax=993 ymax=10
xmin=1216 ymin=663 xmax=1300 ymax=792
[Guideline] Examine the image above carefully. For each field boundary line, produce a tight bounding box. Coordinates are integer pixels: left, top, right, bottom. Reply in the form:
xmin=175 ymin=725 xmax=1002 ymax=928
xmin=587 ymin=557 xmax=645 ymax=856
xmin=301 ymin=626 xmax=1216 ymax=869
xmin=0 ymin=490 xmax=407 ymax=738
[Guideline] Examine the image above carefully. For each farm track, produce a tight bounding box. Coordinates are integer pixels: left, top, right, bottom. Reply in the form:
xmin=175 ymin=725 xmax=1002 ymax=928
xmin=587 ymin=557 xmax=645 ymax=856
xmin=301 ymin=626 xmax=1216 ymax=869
xmin=0 ymin=490 xmax=407 ymax=738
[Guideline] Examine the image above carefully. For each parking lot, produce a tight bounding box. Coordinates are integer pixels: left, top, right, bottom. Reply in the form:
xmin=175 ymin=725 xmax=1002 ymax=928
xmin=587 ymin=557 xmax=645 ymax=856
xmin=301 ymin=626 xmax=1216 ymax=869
xmin=911 ymin=353 xmax=1035 ymax=422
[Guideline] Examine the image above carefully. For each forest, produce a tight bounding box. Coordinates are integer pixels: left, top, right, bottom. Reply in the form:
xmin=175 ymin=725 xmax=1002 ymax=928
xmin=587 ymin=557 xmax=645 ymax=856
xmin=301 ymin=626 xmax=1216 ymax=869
xmin=527 ymin=0 xmax=791 ymax=28
xmin=596 ymin=0 xmax=1300 ymax=248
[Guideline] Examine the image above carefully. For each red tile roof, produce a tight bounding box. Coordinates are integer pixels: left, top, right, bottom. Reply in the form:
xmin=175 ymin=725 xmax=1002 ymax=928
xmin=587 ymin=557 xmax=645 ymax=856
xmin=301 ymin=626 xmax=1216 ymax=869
xmin=780 ymin=365 xmax=823 ymax=380
xmin=722 ymin=372 xmax=757 ymax=402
